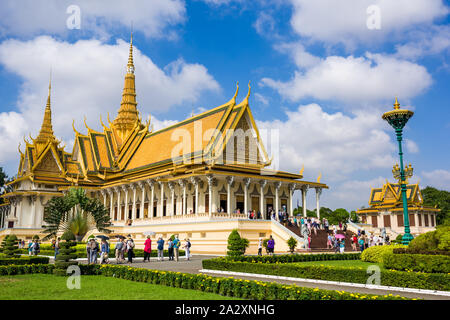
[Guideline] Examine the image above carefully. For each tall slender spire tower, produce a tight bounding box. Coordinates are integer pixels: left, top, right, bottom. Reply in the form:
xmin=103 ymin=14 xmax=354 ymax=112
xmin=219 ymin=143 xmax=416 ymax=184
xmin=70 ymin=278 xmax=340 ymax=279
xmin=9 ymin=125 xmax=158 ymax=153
xmin=113 ymin=32 xmax=141 ymax=142
xmin=34 ymin=76 xmax=57 ymax=154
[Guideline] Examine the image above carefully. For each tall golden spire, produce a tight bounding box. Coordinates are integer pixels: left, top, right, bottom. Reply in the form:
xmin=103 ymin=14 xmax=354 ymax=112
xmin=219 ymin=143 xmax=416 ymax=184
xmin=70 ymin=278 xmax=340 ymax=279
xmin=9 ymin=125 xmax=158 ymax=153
xmin=35 ymin=76 xmax=56 ymax=146
xmin=113 ymin=32 xmax=140 ymax=141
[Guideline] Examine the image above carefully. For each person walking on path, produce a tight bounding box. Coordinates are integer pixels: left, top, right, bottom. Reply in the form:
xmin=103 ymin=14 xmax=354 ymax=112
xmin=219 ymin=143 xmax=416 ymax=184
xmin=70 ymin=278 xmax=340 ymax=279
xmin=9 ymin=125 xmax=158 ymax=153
xmin=183 ymin=238 xmax=191 ymax=260
xmin=31 ymin=239 xmax=40 ymax=256
xmin=167 ymin=238 xmax=174 ymax=261
xmin=54 ymin=237 xmax=60 ymax=259
xmin=339 ymin=239 xmax=345 ymax=254
xmin=267 ymin=235 xmax=275 ymax=256
xmin=326 ymin=234 xmax=332 ymax=249
xmin=143 ymin=236 xmax=152 ymax=262
xmin=100 ymin=239 xmax=110 ymax=264
xmin=258 ymin=237 xmax=263 ymax=256
xmin=27 ymin=240 xmax=33 ymax=256
xmin=88 ymin=238 xmax=99 ymax=264
xmin=115 ymin=238 xmax=124 ymax=264
xmin=157 ymin=237 xmax=165 ymax=261
xmin=351 ymin=235 xmax=358 ymax=251
xmin=173 ymin=235 xmax=180 ymax=262
xmin=358 ymin=237 xmax=365 ymax=252
xmin=126 ymin=237 xmax=135 ymax=264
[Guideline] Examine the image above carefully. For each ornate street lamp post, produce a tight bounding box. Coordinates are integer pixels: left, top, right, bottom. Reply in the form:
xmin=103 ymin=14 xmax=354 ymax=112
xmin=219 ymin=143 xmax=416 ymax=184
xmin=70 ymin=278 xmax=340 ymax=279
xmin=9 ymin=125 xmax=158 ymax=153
xmin=382 ymin=98 xmax=414 ymax=245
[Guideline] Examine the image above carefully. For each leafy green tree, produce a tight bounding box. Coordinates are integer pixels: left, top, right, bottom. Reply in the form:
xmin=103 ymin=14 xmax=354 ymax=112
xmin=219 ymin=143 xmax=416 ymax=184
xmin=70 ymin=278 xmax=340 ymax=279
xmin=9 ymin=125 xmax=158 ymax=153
xmin=0 ymin=167 xmax=11 ymax=204
xmin=42 ymin=187 xmax=112 ymax=241
xmin=421 ymin=186 xmax=450 ymax=226
xmin=349 ymin=210 xmax=360 ymax=223
xmin=227 ymin=229 xmax=249 ymax=257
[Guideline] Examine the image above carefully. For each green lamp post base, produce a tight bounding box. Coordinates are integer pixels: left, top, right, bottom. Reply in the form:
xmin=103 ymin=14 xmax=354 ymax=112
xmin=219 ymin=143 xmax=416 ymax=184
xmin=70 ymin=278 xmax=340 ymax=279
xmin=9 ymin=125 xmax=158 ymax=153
xmin=402 ymin=233 xmax=414 ymax=245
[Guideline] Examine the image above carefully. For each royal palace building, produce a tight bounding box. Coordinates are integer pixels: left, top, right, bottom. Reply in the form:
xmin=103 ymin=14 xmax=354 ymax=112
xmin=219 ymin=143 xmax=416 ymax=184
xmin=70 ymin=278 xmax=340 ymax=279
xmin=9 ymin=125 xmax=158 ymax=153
xmin=356 ymin=179 xmax=439 ymax=238
xmin=0 ymin=36 xmax=328 ymax=254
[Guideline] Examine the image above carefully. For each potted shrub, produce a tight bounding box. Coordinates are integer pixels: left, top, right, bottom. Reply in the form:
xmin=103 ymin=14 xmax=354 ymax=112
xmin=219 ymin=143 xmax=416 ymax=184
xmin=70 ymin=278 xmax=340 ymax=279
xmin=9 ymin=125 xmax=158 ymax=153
xmin=54 ymin=231 xmax=78 ymax=276
xmin=3 ymin=235 xmax=20 ymax=258
xmin=287 ymin=236 xmax=298 ymax=254
xmin=227 ymin=229 xmax=249 ymax=257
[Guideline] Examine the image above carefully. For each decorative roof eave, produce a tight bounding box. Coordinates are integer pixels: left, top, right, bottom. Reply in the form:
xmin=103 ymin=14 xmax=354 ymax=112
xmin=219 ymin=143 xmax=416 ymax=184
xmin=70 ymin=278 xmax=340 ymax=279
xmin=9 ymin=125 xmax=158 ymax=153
xmin=203 ymin=168 xmax=329 ymax=189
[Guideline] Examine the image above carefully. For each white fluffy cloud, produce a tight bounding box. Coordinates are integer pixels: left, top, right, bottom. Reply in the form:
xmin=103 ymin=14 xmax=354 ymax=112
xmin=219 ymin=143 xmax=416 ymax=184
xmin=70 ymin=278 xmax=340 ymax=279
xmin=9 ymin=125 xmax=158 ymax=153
xmin=261 ymin=51 xmax=432 ymax=105
xmin=0 ymin=0 xmax=186 ymax=39
xmin=0 ymin=36 xmax=219 ymax=170
xmin=421 ymin=169 xmax=450 ymax=191
xmin=257 ymin=103 xmax=397 ymax=182
xmin=289 ymin=0 xmax=448 ymax=46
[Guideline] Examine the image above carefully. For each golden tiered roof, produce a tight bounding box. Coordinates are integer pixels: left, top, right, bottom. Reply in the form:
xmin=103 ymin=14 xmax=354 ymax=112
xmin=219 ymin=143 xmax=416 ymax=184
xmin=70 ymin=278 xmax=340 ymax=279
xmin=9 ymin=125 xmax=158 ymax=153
xmin=6 ymin=34 xmax=329 ymax=192
xmin=357 ymin=180 xmax=439 ymax=213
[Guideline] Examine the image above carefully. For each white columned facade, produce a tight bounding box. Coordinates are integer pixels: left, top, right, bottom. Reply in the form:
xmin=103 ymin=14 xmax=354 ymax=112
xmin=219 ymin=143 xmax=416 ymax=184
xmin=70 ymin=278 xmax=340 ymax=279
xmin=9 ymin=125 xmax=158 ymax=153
xmin=115 ymin=186 xmax=121 ymax=220
xmin=147 ymin=179 xmax=155 ymax=219
xmin=226 ymin=176 xmax=234 ymax=215
xmin=274 ymin=181 xmax=281 ymax=219
xmin=108 ymin=189 xmax=114 ymax=220
xmin=315 ymin=187 xmax=322 ymax=219
xmin=138 ymin=181 xmax=145 ymax=220
xmin=190 ymin=177 xmax=199 ymax=214
xmin=122 ymin=185 xmax=129 ymax=220
xmin=159 ymin=181 xmax=164 ymax=217
xmin=243 ymin=178 xmax=250 ymax=215
xmin=101 ymin=190 xmax=107 ymax=207
xmin=168 ymin=181 xmax=175 ymax=216
xmin=131 ymin=184 xmax=137 ymax=220
xmin=178 ymin=180 xmax=187 ymax=215
xmin=259 ymin=180 xmax=267 ymax=218
xmin=206 ymin=175 xmax=213 ymax=216
xmin=288 ymin=183 xmax=295 ymax=216
xmin=301 ymin=185 xmax=308 ymax=217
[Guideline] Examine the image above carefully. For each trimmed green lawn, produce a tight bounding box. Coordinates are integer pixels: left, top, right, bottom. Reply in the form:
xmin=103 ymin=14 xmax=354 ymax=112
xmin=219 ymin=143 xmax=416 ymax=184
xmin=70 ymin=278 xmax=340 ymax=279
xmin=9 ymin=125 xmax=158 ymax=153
xmin=292 ymin=260 xmax=384 ymax=269
xmin=0 ymin=274 xmax=239 ymax=300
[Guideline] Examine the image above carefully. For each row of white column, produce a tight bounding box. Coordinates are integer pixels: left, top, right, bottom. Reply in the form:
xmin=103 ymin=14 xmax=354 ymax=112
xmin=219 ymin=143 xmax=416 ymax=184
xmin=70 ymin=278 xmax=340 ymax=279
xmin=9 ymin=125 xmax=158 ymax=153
xmin=99 ymin=176 xmax=323 ymax=221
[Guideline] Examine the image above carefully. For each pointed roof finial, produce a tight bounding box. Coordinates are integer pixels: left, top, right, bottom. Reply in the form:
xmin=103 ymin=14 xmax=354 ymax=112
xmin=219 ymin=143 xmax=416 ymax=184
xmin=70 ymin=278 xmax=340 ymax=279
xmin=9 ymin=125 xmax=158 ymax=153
xmin=228 ymin=81 xmax=239 ymax=105
xmin=243 ymin=81 xmax=251 ymax=105
xmin=394 ymin=97 xmax=400 ymax=110
xmin=35 ymin=72 xmax=56 ymax=146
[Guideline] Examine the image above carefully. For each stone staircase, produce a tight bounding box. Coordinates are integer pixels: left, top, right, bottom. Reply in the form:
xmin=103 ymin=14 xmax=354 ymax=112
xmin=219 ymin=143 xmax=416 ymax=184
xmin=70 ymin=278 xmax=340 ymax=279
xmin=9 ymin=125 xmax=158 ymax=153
xmin=284 ymin=223 xmax=357 ymax=252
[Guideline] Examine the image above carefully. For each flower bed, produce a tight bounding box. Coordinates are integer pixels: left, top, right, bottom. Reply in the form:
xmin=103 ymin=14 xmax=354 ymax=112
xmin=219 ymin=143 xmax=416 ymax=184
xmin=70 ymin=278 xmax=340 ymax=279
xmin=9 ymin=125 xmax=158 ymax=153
xmin=202 ymin=258 xmax=450 ymax=291
xmin=0 ymin=264 xmax=408 ymax=300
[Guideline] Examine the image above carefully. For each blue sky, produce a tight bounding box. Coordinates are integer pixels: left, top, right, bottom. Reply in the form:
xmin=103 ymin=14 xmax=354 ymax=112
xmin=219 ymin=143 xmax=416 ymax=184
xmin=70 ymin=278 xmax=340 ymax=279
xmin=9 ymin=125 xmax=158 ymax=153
xmin=0 ymin=0 xmax=448 ymax=210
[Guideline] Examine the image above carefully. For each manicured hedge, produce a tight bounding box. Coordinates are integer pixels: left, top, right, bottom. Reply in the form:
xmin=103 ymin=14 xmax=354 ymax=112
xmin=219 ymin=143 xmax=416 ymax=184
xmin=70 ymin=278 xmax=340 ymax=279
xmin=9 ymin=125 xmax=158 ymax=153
xmin=393 ymin=248 xmax=450 ymax=256
xmin=361 ymin=245 xmax=407 ymax=263
xmin=383 ymin=253 xmax=450 ymax=273
xmin=202 ymin=258 xmax=450 ymax=291
xmin=0 ymin=256 xmax=50 ymax=266
xmin=0 ymin=264 xmax=409 ymax=300
xmin=226 ymin=253 xmax=361 ymax=264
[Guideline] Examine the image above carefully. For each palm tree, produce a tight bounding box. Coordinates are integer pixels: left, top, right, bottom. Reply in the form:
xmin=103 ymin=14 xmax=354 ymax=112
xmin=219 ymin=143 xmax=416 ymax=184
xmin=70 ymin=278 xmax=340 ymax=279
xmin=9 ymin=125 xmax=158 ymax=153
xmin=42 ymin=187 xmax=112 ymax=241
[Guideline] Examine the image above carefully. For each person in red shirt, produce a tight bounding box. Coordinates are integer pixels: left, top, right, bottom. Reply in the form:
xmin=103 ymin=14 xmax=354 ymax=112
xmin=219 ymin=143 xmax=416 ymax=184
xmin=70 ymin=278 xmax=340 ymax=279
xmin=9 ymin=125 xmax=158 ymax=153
xmin=143 ymin=235 xmax=152 ymax=262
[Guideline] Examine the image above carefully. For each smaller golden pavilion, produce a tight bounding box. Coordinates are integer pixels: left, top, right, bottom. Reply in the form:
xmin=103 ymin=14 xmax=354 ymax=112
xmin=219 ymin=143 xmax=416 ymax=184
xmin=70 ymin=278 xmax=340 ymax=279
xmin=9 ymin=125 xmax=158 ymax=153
xmin=357 ymin=173 xmax=439 ymax=236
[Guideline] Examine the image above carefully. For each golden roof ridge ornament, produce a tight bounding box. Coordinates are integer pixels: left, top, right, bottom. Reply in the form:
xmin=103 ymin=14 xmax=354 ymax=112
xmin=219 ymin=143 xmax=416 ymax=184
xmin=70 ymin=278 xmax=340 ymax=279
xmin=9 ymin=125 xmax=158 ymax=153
xmin=72 ymin=120 xmax=81 ymax=136
xmin=227 ymin=81 xmax=239 ymax=105
xmin=242 ymin=81 xmax=251 ymax=105
xmin=317 ymin=172 xmax=322 ymax=183
xmin=299 ymin=164 xmax=304 ymax=176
